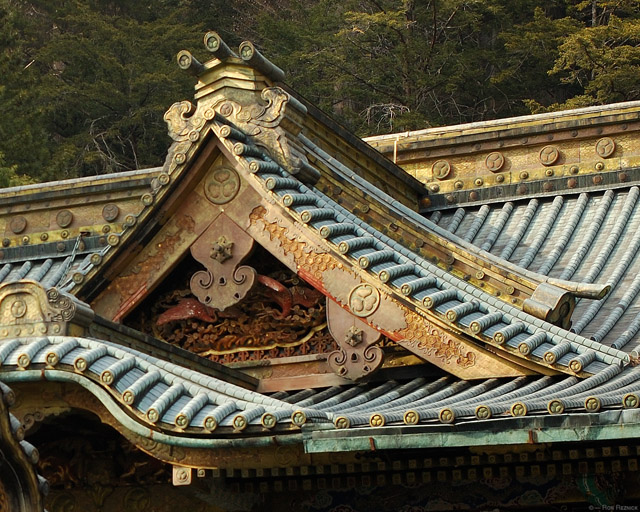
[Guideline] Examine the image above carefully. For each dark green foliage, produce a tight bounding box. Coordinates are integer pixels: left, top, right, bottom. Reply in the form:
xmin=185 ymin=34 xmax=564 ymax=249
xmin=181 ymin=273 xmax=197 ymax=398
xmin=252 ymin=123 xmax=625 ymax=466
xmin=0 ymin=0 xmax=204 ymax=181
xmin=1 ymin=0 xmax=640 ymax=182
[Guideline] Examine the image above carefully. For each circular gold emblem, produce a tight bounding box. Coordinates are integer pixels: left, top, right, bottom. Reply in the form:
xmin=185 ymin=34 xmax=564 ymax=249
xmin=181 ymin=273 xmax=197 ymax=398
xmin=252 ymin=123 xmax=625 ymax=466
xmin=539 ymin=145 xmax=560 ymax=166
xmin=432 ymin=160 xmax=452 ymax=180
xmin=204 ymin=167 xmax=240 ymax=205
xmin=485 ymin=152 xmax=504 ymax=172
xmin=595 ymin=137 xmax=615 ymax=158
xmin=9 ymin=216 xmax=26 ymax=234
xmin=348 ymin=283 xmax=381 ymax=317
xmin=56 ymin=209 xmax=73 ymax=228
xmin=10 ymin=299 xmax=26 ymax=318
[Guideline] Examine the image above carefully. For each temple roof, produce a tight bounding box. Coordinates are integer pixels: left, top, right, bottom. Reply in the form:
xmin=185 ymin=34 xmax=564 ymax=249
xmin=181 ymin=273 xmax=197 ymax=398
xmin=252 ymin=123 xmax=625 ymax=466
xmin=0 ymin=334 xmax=637 ymax=436
xmin=4 ymin=33 xmax=640 ymax=482
xmin=431 ymin=186 xmax=640 ymax=354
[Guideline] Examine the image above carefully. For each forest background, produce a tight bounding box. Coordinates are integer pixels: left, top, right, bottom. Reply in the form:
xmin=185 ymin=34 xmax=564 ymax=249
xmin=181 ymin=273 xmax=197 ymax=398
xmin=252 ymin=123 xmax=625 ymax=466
xmin=1 ymin=0 xmax=639 ymax=185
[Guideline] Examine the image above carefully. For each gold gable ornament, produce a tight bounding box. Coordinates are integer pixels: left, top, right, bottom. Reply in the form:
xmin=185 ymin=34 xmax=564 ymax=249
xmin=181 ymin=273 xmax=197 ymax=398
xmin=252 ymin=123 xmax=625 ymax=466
xmin=0 ymin=281 xmax=94 ymax=339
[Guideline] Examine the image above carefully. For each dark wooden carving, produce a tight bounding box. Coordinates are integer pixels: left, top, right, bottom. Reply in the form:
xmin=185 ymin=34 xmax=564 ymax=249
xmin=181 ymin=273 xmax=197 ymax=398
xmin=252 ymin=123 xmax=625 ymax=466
xmin=190 ymin=214 xmax=256 ymax=312
xmin=326 ymin=298 xmax=383 ymax=380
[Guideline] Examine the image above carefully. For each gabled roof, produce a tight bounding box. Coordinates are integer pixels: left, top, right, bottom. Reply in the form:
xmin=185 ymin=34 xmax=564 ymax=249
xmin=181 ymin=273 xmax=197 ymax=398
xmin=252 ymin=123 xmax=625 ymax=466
xmin=4 ymin=33 xmax=640 ymax=485
xmin=211 ymin=112 xmax=627 ymax=376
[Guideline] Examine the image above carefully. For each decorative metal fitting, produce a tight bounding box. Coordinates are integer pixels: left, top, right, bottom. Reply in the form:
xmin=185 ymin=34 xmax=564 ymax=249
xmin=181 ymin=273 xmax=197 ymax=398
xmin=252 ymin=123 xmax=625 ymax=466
xmin=232 ymin=415 xmax=247 ymax=431
xmin=485 ymin=152 xmax=504 ymax=172
xmin=432 ymin=160 xmax=452 ymax=180
xmin=334 ymin=416 xmax=350 ymax=429
xmin=172 ymin=466 xmax=192 ymax=486
xmin=102 ymin=203 xmax=120 ymax=222
xmin=209 ymin=236 xmax=234 ymax=263
xmin=203 ymin=416 xmax=217 ymax=432
xmin=595 ymin=137 xmax=615 ymax=158
xmin=403 ymin=410 xmax=419 ymax=425
xmin=510 ymin=402 xmax=527 ymax=416
xmin=539 ymin=145 xmax=560 ymax=166
xmin=10 ymin=216 xmax=26 ymax=234
xmin=345 ymin=326 xmax=364 ymax=347
xmin=260 ymin=413 xmax=277 ymax=429
xmin=348 ymin=284 xmax=380 ymax=318
xmin=56 ymin=209 xmax=73 ymax=228
xmin=623 ymin=393 xmax=639 ymax=409
xmin=547 ymin=399 xmax=564 ymax=414
xmin=291 ymin=410 xmax=307 ymax=426
xmin=438 ymin=408 xmax=455 ymax=424
xmin=584 ymin=396 xmax=601 ymax=412
xmin=475 ymin=405 xmax=491 ymax=419
xmin=369 ymin=413 xmax=385 ymax=427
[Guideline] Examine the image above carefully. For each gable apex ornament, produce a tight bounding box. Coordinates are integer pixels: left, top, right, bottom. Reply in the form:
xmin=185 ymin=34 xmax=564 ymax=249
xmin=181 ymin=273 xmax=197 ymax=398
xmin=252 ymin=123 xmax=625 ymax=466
xmin=164 ymin=33 xmax=319 ymax=186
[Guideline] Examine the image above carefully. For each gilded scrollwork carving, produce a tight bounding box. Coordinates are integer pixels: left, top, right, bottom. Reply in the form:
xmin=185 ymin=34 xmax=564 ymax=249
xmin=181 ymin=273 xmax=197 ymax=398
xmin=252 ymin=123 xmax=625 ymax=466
xmin=162 ymin=100 xmax=208 ymax=176
xmin=0 ymin=281 xmax=93 ymax=338
xmin=210 ymin=87 xmax=310 ymax=176
xmin=164 ymin=100 xmax=197 ymax=143
xmin=396 ymin=310 xmax=476 ymax=369
xmin=190 ymin=214 xmax=256 ymax=311
xmin=327 ymin=298 xmax=383 ymax=380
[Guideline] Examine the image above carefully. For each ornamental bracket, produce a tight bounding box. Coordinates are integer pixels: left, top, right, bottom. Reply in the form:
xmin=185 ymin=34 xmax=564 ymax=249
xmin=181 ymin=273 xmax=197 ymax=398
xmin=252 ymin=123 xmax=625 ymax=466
xmin=190 ymin=213 xmax=256 ymax=312
xmin=326 ymin=298 xmax=383 ymax=380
